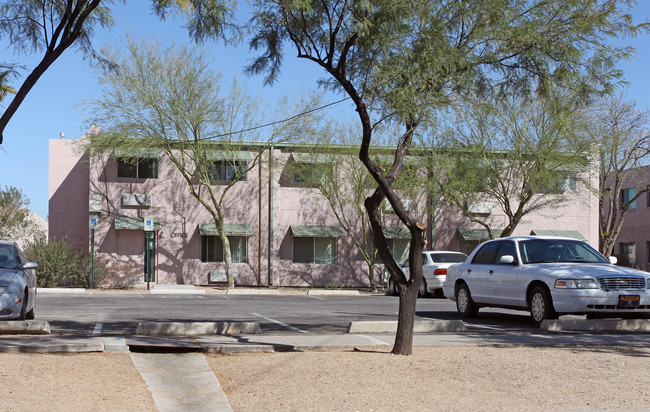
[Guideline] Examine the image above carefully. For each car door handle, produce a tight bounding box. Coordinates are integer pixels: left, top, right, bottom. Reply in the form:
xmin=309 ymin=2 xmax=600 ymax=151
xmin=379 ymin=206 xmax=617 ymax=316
xmin=467 ymin=269 xmax=471 ymax=273
xmin=488 ymin=270 xmax=494 ymax=275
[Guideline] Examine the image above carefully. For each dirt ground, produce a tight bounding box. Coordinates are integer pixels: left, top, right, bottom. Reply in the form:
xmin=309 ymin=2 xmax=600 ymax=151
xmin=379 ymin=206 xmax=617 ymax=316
xmin=1 ymin=346 xmax=649 ymax=411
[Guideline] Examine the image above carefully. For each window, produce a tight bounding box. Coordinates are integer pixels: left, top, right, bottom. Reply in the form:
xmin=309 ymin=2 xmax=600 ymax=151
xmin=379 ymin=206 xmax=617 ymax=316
xmin=208 ymin=160 xmax=247 ymax=183
xmin=538 ymin=172 xmax=577 ymax=194
xmin=292 ymin=163 xmax=332 ymax=187
xmin=495 ymin=241 xmax=518 ymax=264
xmin=373 ymin=238 xmax=410 ymax=264
xmin=619 ymin=242 xmax=636 ymax=266
xmin=646 ymin=241 xmax=650 ymax=263
xmin=201 ymin=236 xmax=247 ymax=263
xmin=621 ymin=188 xmax=636 ymax=210
xmin=471 ymin=241 xmax=500 ymax=264
xmin=293 ymin=237 xmax=337 ymax=264
xmin=117 ymin=158 xmax=158 ymax=179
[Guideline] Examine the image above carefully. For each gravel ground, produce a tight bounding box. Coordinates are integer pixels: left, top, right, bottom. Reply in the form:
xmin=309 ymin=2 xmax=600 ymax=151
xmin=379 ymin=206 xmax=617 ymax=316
xmin=1 ymin=346 xmax=649 ymax=411
xmin=207 ymin=345 xmax=650 ymax=412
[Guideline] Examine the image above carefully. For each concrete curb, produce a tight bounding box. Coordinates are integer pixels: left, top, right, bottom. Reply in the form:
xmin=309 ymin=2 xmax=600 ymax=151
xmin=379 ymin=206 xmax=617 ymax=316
xmin=347 ymin=319 xmax=467 ymax=333
xmin=38 ymin=288 xmax=86 ymax=294
xmin=226 ymin=289 xmax=280 ymax=295
xmin=0 ymin=336 xmax=104 ymax=353
xmin=308 ymin=289 xmax=360 ymax=296
xmin=0 ymin=320 xmax=51 ymax=335
xmin=135 ymin=321 xmax=262 ymax=335
xmin=541 ymin=318 xmax=650 ymax=331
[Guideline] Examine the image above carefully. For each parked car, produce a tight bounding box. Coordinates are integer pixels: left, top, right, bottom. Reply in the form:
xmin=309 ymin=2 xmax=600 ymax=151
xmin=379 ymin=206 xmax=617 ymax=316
xmin=0 ymin=241 xmax=38 ymax=320
xmin=443 ymin=236 xmax=650 ymax=326
xmin=387 ymin=251 xmax=468 ymax=297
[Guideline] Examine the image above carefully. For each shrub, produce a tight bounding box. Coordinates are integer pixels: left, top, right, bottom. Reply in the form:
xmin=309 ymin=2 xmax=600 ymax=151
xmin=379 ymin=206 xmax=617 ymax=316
xmin=23 ymin=236 xmax=106 ymax=288
xmin=98 ymin=260 xmax=142 ymax=289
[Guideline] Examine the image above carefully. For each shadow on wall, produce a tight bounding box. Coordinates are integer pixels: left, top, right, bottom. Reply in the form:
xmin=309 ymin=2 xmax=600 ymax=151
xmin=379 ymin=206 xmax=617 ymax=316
xmin=49 ymin=154 xmax=90 ymax=248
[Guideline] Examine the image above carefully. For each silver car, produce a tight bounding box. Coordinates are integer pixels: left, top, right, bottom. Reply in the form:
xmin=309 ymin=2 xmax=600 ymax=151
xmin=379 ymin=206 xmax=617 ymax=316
xmin=0 ymin=241 xmax=38 ymax=320
xmin=443 ymin=236 xmax=650 ymax=326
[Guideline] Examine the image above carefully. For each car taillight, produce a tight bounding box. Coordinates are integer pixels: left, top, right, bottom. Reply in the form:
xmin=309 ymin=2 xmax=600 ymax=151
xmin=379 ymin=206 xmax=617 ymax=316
xmin=434 ymin=268 xmax=447 ymax=275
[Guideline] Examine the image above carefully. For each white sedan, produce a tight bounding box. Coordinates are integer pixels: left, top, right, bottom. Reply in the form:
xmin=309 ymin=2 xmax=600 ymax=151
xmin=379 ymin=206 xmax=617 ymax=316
xmin=388 ymin=251 xmax=468 ymax=297
xmin=443 ymin=236 xmax=650 ymax=326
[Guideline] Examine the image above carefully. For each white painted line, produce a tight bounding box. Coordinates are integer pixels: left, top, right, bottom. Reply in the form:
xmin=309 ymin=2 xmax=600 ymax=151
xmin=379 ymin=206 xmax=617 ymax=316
xmin=93 ymin=323 xmax=103 ymax=335
xmin=252 ymin=313 xmax=310 ymax=334
xmin=463 ymin=322 xmax=502 ymax=330
xmin=308 ymin=295 xmax=325 ymax=300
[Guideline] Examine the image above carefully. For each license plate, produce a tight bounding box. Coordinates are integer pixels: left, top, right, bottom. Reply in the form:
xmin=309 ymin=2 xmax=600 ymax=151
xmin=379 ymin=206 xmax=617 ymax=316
xmin=618 ymin=295 xmax=640 ymax=309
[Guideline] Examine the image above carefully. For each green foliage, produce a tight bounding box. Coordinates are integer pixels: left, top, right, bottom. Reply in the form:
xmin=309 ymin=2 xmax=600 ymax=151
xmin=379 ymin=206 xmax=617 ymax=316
xmin=0 ymin=185 xmax=30 ymax=239
xmin=23 ymin=236 xmax=106 ymax=288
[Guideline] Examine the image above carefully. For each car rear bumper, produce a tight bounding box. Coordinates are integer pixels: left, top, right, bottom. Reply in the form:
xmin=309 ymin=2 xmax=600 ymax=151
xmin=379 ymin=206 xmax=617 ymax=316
xmin=551 ymin=289 xmax=650 ymax=314
xmin=424 ymin=275 xmax=445 ymax=292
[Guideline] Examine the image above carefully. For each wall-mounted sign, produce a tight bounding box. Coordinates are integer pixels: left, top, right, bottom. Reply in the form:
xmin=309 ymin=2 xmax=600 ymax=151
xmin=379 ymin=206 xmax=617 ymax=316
xmin=171 ymin=232 xmax=188 ymax=238
xmin=144 ymin=217 xmax=154 ymax=232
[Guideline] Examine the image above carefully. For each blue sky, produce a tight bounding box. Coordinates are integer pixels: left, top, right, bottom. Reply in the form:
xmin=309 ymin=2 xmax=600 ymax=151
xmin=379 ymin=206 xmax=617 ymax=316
xmin=1 ymin=2 xmax=649 ymax=219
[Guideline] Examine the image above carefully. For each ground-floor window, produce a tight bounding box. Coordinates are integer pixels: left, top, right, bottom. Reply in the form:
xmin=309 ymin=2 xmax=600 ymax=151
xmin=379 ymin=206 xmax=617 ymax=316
xmin=201 ymin=236 xmax=247 ymax=263
xmin=293 ymin=237 xmax=337 ymax=264
xmin=619 ymin=241 xmax=636 ymax=266
xmin=374 ymin=238 xmax=410 ymax=265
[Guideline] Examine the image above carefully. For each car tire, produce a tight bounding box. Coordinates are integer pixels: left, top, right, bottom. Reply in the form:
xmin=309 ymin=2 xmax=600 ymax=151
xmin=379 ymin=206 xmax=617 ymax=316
xmin=455 ymin=283 xmax=478 ymax=318
xmin=418 ymin=279 xmax=428 ymax=298
xmin=388 ymin=278 xmax=400 ymax=296
xmin=529 ymin=285 xmax=558 ymax=327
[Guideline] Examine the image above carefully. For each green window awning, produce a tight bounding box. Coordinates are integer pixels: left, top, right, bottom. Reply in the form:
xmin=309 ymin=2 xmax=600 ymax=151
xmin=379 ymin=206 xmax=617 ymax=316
xmin=204 ymin=151 xmax=252 ymax=161
xmin=458 ymin=228 xmax=503 ymax=241
xmin=382 ymin=226 xmax=411 ymax=239
xmin=115 ymin=216 xmax=162 ymax=230
xmin=114 ymin=148 xmax=162 ymax=158
xmin=199 ymin=223 xmax=253 ymax=237
xmin=290 ymin=225 xmax=344 ymax=238
xmin=291 ymin=153 xmax=332 ymax=164
xmin=530 ymin=229 xmax=586 ymax=241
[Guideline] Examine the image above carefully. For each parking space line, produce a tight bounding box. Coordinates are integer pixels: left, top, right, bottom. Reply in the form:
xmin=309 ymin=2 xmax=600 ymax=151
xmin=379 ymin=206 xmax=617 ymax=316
xmin=93 ymin=323 xmax=103 ymax=335
xmin=252 ymin=312 xmax=310 ymax=334
xmin=463 ymin=322 xmax=502 ymax=330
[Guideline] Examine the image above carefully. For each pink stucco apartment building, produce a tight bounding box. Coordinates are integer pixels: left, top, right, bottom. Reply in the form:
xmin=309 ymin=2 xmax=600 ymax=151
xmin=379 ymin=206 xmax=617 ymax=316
xmin=606 ymin=165 xmax=650 ymax=270
xmin=49 ymin=137 xmax=599 ymax=288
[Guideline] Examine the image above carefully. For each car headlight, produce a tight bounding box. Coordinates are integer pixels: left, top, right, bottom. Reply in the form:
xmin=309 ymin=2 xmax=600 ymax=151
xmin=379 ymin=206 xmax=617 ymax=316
xmin=555 ymin=279 xmax=598 ymax=289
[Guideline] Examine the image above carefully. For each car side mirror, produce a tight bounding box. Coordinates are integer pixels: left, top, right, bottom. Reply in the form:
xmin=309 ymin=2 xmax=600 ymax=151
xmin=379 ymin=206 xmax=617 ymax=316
xmin=608 ymin=256 xmax=618 ymax=265
xmin=23 ymin=262 xmax=38 ymax=270
xmin=499 ymin=255 xmax=516 ymax=265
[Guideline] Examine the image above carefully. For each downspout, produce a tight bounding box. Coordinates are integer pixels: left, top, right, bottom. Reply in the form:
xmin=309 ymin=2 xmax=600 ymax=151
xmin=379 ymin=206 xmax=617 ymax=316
xmin=268 ymin=145 xmax=274 ymax=286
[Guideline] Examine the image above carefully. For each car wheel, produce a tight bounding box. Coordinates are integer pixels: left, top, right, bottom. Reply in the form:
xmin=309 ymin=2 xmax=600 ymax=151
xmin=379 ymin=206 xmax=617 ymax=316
xmin=388 ymin=278 xmax=400 ymax=296
xmin=418 ymin=279 xmax=428 ymax=298
xmin=455 ymin=283 xmax=478 ymax=318
xmin=529 ymin=286 xmax=558 ymax=327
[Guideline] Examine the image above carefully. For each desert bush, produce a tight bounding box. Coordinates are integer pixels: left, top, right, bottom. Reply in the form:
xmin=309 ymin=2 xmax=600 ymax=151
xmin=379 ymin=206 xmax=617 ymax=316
xmin=23 ymin=236 xmax=106 ymax=288
xmin=98 ymin=260 xmax=142 ymax=289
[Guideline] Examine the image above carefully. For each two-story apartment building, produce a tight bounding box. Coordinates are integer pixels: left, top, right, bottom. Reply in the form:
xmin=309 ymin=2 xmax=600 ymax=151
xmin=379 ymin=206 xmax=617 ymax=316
xmin=49 ymin=137 xmax=599 ymax=288
xmin=606 ymin=165 xmax=650 ymax=269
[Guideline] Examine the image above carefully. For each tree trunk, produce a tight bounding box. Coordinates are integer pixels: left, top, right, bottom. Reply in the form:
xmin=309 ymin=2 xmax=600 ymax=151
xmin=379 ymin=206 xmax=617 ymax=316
xmin=392 ymin=275 xmax=419 ymax=355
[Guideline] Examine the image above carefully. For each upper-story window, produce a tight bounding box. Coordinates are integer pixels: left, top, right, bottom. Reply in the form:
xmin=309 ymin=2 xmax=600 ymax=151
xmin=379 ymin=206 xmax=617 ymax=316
xmin=208 ymin=160 xmax=248 ymax=183
xmin=204 ymin=150 xmax=252 ymax=184
xmin=117 ymin=158 xmax=158 ymax=179
xmin=115 ymin=148 xmax=161 ymax=179
xmin=290 ymin=153 xmax=333 ymax=187
xmin=621 ymin=188 xmax=636 ymax=210
xmin=538 ymin=171 xmax=576 ymax=194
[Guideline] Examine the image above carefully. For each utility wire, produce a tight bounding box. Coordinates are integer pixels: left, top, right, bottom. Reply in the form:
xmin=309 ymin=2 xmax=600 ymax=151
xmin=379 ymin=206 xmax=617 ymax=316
xmin=197 ymin=96 xmax=351 ymax=141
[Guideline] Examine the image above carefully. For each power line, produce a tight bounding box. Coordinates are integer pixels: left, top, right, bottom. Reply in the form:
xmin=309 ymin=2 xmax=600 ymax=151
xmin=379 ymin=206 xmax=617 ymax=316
xmin=198 ymin=96 xmax=351 ymax=141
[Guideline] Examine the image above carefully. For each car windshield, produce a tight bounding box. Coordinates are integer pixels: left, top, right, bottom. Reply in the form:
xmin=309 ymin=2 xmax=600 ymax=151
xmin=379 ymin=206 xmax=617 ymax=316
xmin=431 ymin=253 xmax=467 ymax=263
xmin=0 ymin=245 xmax=18 ymax=270
xmin=518 ymin=239 xmax=609 ymax=264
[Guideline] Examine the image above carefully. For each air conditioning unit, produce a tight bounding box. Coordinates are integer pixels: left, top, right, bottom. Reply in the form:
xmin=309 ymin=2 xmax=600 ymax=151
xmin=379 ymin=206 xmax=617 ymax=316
xmin=209 ymin=269 xmax=238 ymax=283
